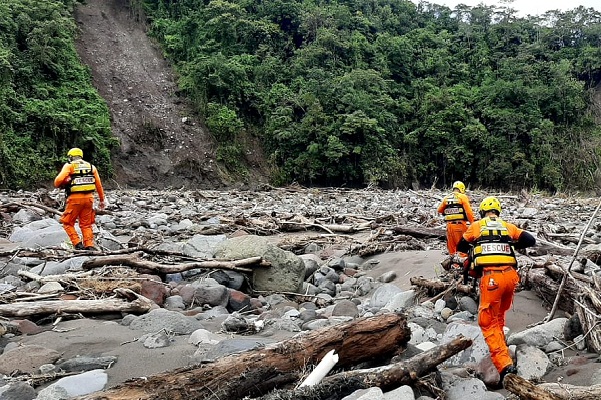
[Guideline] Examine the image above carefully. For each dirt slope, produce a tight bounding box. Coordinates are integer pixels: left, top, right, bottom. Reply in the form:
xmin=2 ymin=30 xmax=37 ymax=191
xmin=73 ymin=0 xmax=225 ymax=189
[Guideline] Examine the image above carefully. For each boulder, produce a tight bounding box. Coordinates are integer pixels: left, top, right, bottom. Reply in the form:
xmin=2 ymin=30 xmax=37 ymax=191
xmin=214 ymin=235 xmax=304 ymax=292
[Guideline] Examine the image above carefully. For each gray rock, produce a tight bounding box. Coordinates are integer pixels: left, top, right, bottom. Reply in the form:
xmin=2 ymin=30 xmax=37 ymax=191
xmin=447 ymin=311 xmax=474 ymax=322
xmin=377 ymin=271 xmax=397 ymax=283
xmin=13 ymin=223 xmax=70 ymax=249
xmin=164 ymin=295 xmax=186 ymax=310
xmin=221 ymin=313 xmax=250 ymax=333
xmin=41 ymin=369 xmax=107 ymax=397
xmin=189 ymin=280 xmax=229 ymax=307
xmin=516 ymin=344 xmax=550 ymax=380
xmin=37 ymin=282 xmax=64 ymax=294
xmin=457 ymin=296 xmax=478 ymax=315
xmin=35 ymin=385 xmax=70 ymax=400
xmin=128 ymin=309 xmax=204 ymax=334
xmin=442 ymin=322 xmax=499 ymax=385
xmin=210 ymin=270 xmax=245 ymax=290
xmin=369 ymin=284 xmax=403 ymax=309
xmin=299 ymin=254 xmax=320 ymax=279
xmin=318 ymin=280 xmax=337 ymax=296
xmin=441 ymin=374 xmax=504 ymax=400
xmin=30 ymin=256 xmax=90 ymax=276
xmin=434 ymin=299 xmax=446 ymax=313
xmin=564 ymin=313 xmax=583 ymax=341
xmin=214 ymin=235 xmax=304 ymax=292
xmin=342 ymin=387 xmax=384 ymax=400
xmin=383 ymin=385 xmax=414 ymax=400
xmin=0 ymin=345 xmax=61 ymax=375
xmin=196 ymin=305 xmax=230 ymax=319
xmin=383 ymin=290 xmax=416 ymax=312
xmin=142 ymin=331 xmax=171 ymax=348
xmin=188 ymin=329 xmax=222 ymax=345
xmin=198 ymin=339 xmax=273 ymax=362
xmin=9 ymin=219 xmax=59 ymax=242
xmin=12 ymin=209 xmax=42 ymax=224
xmin=332 ymin=300 xmax=359 ymax=318
xmin=184 ymin=234 xmax=227 ymax=258
xmin=0 ymin=381 xmax=37 ymax=400
xmin=56 ymin=356 xmax=118 ymax=372
xmin=507 ymin=318 xmax=567 ymax=348
xmin=328 ymin=258 xmax=346 ymax=270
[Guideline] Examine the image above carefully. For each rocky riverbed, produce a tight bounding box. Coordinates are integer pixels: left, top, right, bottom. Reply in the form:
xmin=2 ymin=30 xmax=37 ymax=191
xmin=1 ymin=187 xmax=601 ymax=400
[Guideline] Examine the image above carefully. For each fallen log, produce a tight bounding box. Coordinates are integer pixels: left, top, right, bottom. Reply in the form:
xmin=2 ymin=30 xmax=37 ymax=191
xmin=391 ymin=225 xmax=445 ymax=239
xmin=410 ymin=276 xmax=474 ymax=297
xmin=522 ymin=267 xmax=581 ymax=313
xmin=574 ymin=283 xmax=601 ymax=353
xmin=253 ymin=335 xmax=473 ymax=400
xmin=503 ymin=374 xmax=562 ymax=400
xmin=529 ymin=237 xmax=574 ymax=256
xmin=0 ymin=289 xmax=154 ymax=317
xmin=82 ymin=253 xmax=270 ymax=273
xmin=77 ymin=313 xmax=411 ymax=400
xmin=537 ymin=382 xmax=601 ymax=399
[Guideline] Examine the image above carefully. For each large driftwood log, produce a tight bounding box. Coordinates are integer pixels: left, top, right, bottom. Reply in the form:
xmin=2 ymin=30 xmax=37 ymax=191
xmin=253 ymin=336 xmax=473 ymax=400
xmin=0 ymin=289 xmax=154 ymax=317
xmin=537 ymin=382 xmax=601 ymax=399
xmin=503 ymin=374 xmax=562 ymax=400
xmin=82 ymin=253 xmax=269 ymax=273
xmin=410 ymin=276 xmax=474 ymax=296
xmin=575 ymin=283 xmax=601 ymax=353
xmin=391 ymin=225 xmax=445 ymax=239
xmin=78 ymin=313 xmax=411 ymax=400
xmin=522 ymin=267 xmax=580 ymax=313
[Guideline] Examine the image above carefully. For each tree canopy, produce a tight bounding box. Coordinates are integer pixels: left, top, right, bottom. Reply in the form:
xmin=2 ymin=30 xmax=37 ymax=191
xmin=2 ymin=0 xmax=601 ymax=191
xmin=0 ymin=0 xmax=115 ymax=188
xmin=137 ymin=0 xmax=601 ymax=191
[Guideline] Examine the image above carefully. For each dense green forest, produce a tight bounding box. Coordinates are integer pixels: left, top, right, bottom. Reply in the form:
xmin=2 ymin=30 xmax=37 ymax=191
xmin=1 ymin=0 xmax=601 ymax=191
xmin=0 ymin=0 xmax=114 ymax=188
xmin=135 ymin=0 xmax=601 ymax=191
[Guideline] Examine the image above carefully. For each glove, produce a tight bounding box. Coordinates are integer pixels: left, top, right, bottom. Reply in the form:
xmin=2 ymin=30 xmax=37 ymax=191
xmin=98 ymin=201 xmax=106 ymax=211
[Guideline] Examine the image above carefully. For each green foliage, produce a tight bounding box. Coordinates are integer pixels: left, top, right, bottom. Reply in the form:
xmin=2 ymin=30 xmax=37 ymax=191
xmin=0 ymin=0 xmax=114 ymax=189
xmin=140 ymin=0 xmax=601 ymax=190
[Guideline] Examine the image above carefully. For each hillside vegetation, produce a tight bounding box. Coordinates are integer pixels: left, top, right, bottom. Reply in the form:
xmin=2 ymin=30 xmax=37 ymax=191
xmin=1 ymin=0 xmax=601 ymax=191
xmin=136 ymin=0 xmax=601 ymax=191
xmin=0 ymin=0 xmax=115 ymax=188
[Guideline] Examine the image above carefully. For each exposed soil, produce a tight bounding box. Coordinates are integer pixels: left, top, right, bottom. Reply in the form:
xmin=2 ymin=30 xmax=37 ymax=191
xmin=73 ymin=0 xmax=227 ymax=189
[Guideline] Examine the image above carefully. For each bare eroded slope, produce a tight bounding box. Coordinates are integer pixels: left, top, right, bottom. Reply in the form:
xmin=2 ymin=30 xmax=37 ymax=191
xmin=74 ymin=0 xmax=224 ymax=189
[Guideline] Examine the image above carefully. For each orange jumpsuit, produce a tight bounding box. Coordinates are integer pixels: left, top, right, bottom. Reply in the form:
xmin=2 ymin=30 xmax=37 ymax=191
xmin=54 ymin=160 xmax=105 ymax=248
xmin=437 ymin=192 xmax=474 ymax=255
xmin=459 ymin=217 xmax=533 ymax=373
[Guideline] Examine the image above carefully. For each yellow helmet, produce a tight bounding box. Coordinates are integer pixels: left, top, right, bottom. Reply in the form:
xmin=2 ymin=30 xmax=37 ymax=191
xmin=479 ymin=196 xmax=502 ymax=216
xmin=452 ymin=181 xmax=466 ymax=194
xmin=67 ymin=148 xmax=83 ymax=158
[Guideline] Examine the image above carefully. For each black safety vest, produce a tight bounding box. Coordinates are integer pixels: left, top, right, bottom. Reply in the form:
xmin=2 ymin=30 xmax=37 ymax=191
xmin=69 ymin=160 xmax=96 ymax=193
xmin=472 ymin=218 xmax=517 ymax=267
xmin=443 ymin=193 xmax=467 ymax=221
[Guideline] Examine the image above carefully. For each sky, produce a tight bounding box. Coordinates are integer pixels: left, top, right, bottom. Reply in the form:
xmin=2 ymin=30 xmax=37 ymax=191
xmin=416 ymin=0 xmax=600 ymax=16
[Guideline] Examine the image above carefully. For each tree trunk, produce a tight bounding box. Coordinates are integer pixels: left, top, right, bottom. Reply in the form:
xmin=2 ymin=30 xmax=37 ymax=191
xmin=503 ymin=374 xmax=562 ymax=400
xmin=0 ymin=289 xmax=154 ymax=317
xmin=391 ymin=225 xmax=445 ymax=239
xmin=82 ymin=254 xmax=268 ymax=273
xmin=521 ymin=267 xmax=580 ymax=313
xmin=252 ymin=336 xmax=472 ymax=400
xmin=77 ymin=313 xmax=411 ymax=400
xmin=537 ymin=382 xmax=601 ymax=399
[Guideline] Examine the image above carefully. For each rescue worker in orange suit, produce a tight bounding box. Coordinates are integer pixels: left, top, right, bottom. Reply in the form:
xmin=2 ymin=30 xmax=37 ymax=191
xmin=457 ymin=196 xmax=536 ymax=387
xmin=437 ymin=181 xmax=475 ymax=257
xmin=54 ymin=148 xmax=106 ymax=250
